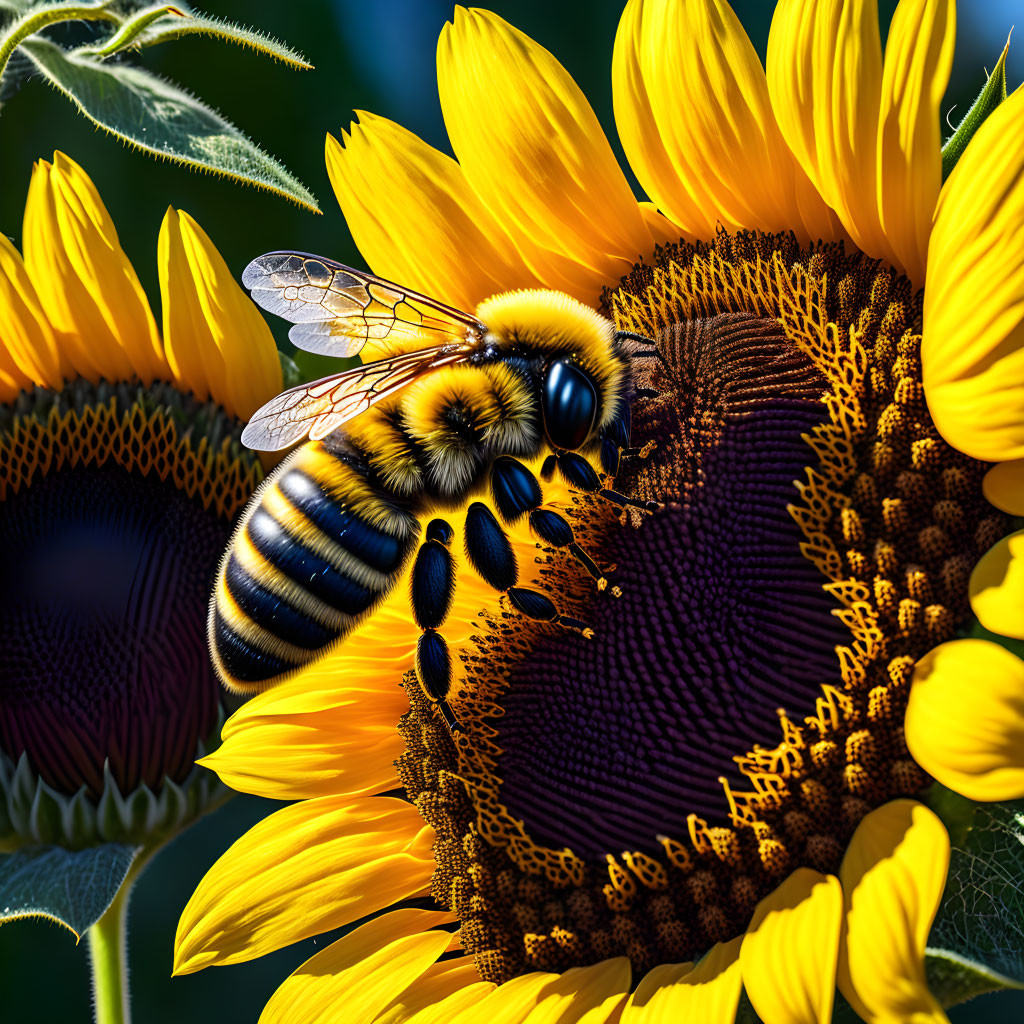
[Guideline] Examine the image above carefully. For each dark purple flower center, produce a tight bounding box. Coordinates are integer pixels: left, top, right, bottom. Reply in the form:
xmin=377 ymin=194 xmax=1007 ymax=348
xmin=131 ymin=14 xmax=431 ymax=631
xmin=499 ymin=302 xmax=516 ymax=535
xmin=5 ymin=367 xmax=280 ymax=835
xmin=0 ymin=422 xmax=236 ymax=798
xmin=493 ymin=314 xmax=848 ymax=856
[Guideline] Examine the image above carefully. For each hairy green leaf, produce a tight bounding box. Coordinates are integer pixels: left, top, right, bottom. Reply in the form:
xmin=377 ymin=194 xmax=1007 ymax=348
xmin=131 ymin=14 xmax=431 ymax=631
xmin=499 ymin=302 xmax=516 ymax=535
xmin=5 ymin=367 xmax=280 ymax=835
xmin=925 ymin=948 xmax=1024 ymax=1009
xmin=941 ymin=36 xmax=1010 ymax=180
xmin=0 ymin=842 xmax=138 ymax=939
xmin=138 ymin=11 xmax=312 ymax=68
xmin=20 ymin=36 xmax=319 ymax=211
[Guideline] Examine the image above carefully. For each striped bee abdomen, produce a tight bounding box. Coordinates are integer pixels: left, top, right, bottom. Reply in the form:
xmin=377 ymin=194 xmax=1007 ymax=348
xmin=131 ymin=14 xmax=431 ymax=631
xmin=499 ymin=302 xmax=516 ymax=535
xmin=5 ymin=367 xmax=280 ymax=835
xmin=210 ymin=442 xmax=416 ymax=692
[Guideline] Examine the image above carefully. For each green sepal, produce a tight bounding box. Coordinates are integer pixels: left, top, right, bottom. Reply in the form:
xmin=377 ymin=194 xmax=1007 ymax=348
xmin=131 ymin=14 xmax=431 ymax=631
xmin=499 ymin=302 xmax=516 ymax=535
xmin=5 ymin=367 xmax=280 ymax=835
xmin=17 ymin=35 xmax=319 ymax=212
xmin=0 ymin=842 xmax=138 ymax=939
xmin=941 ymin=36 xmax=1010 ymax=180
xmin=137 ymin=10 xmax=312 ymax=69
xmin=925 ymin=784 xmax=1024 ymax=986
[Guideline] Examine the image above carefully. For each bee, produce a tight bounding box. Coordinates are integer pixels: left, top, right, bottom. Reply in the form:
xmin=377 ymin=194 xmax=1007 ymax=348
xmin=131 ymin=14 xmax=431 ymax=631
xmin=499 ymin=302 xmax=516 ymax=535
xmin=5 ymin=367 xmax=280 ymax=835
xmin=209 ymin=252 xmax=658 ymax=730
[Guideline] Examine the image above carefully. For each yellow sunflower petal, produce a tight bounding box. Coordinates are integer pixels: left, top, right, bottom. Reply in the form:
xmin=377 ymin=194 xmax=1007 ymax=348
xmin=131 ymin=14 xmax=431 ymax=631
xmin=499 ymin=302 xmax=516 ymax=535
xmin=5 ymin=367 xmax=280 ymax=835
xmin=614 ymin=0 xmax=839 ymax=244
xmin=983 ymin=460 xmax=1024 ymax=515
xmin=202 ymin=657 xmax=407 ymax=800
xmin=619 ymin=962 xmax=694 ymax=1023
xmin=970 ymin=529 xmax=1024 ymax=639
xmin=875 ymin=0 xmax=955 ymax=285
xmin=836 ymin=800 xmax=949 ymax=1023
xmin=326 ymin=116 xmax=538 ymax=312
xmin=0 ymin=234 xmax=62 ymax=400
xmin=922 ymin=84 xmax=1024 ymax=462
xmin=400 ymin=980 xmax=499 ymax=1024
xmin=450 ymin=972 xmax=562 ymax=1024
xmin=23 ymin=153 xmax=167 ymax=384
xmin=198 ymin=704 xmax=403 ymax=801
xmin=522 ymin=958 xmax=631 ymax=1023
xmin=767 ymin=0 xmax=898 ymax=266
xmin=907 ymin=639 xmax=1024 ymax=801
xmin=437 ymin=7 xmax=652 ymax=301
xmin=740 ymin=868 xmax=843 ymax=1024
xmin=623 ymin=936 xmax=742 ymax=1022
xmin=448 ymin=959 xmax=630 ymax=1024
xmin=259 ymin=910 xmax=452 ymax=1024
xmin=174 ymin=796 xmax=434 ymax=973
xmin=158 ymin=208 xmax=281 ymax=419
xmin=376 ymin=956 xmax=488 ymax=1024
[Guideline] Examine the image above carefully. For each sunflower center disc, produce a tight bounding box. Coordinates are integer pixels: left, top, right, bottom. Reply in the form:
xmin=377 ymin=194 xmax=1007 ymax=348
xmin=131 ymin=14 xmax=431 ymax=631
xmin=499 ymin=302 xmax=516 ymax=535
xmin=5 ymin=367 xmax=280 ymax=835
xmin=0 ymin=456 xmax=230 ymax=796
xmin=493 ymin=313 xmax=847 ymax=855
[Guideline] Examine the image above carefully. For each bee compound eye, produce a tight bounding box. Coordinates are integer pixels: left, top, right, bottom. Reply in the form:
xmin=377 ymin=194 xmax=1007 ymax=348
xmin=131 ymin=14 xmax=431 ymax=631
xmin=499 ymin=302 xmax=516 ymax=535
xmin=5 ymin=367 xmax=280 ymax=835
xmin=542 ymin=360 xmax=598 ymax=451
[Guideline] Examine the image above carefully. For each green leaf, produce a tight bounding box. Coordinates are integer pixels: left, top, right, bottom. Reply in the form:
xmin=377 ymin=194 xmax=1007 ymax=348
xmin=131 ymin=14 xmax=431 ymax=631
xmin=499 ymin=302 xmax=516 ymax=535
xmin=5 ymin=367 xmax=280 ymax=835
xmin=138 ymin=11 xmax=312 ymax=69
xmin=0 ymin=843 xmax=138 ymax=939
xmin=925 ymin=948 xmax=1024 ymax=1009
xmin=941 ymin=35 xmax=1011 ymax=180
xmin=19 ymin=36 xmax=319 ymax=212
xmin=927 ymin=787 xmax=1024 ymax=986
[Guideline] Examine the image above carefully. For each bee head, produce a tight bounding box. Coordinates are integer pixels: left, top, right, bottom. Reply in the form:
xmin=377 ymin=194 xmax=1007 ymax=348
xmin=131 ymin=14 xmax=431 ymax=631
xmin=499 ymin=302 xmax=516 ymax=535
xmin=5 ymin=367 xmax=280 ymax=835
xmin=541 ymin=359 xmax=598 ymax=451
xmin=475 ymin=288 xmax=627 ymax=452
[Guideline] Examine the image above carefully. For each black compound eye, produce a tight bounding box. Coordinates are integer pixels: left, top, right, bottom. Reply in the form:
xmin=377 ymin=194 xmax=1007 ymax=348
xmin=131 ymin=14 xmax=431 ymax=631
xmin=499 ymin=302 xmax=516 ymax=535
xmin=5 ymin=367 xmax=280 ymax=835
xmin=541 ymin=360 xmax=598 ymax=451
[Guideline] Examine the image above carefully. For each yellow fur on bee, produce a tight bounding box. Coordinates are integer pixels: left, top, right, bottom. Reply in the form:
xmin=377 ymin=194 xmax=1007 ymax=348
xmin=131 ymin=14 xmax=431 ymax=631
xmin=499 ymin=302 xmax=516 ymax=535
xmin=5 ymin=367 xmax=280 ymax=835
xmin=477 ymin=289 xmax=625 ymax=428
xmin=345 ymin=402 xmax=424 ymax=496
xmin=402 ymin=364 xmax=538 ymax=495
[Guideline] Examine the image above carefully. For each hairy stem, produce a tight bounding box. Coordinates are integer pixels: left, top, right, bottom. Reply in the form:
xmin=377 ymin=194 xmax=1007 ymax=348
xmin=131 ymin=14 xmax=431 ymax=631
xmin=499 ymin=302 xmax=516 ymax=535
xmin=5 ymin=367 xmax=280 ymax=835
xmin=86 ymin=849 xmax=152 ymax=1024
xmin=0 ymin=1 xmax=117 ymax=80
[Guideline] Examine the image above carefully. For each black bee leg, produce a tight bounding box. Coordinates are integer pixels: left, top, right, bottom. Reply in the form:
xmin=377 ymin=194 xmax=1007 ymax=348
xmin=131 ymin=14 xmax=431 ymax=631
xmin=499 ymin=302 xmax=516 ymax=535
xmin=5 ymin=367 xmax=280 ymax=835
xmin=490 ymin=455 xmax=615 ymax=595
xmin=465 ymin=496 xmax=594 ymax=637
xmin=599 ymin=401 xmax=630 ymax=476
xmin=599 ymin=488 xmax=663 ymax=513
xmin=410 ymin=518 xmax=460 ymax=733
xmin=619 ymin=441 xmax=658 ymax=460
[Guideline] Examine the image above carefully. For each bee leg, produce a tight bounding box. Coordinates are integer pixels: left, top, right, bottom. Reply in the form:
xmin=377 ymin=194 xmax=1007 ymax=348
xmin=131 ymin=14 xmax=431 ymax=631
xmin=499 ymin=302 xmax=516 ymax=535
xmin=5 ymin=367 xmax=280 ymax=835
xmin=411 ymin=518 xmax=460 ymax=733
xmin=550 ymin=451 xmax=662 ymax=514
xmin=599 ymin=401 xmax=630 ymax=476
xmin=491 ymin=456 xmax=614 ymax=591
xmin=507 ymin=586 xmax=594 ymax=638
xmin=599 ymin=488 xmax=663 ymax=513
xmin=464 ymin=498 xmax=593 ymax=636
xmin=620 ymin=440 xmax=658 ymax=460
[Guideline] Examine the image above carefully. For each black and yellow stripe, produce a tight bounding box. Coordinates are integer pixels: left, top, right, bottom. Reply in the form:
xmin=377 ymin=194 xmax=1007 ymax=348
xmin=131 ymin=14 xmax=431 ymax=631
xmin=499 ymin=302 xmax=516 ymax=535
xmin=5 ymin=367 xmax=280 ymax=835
xmin=209 ymin=443 xmax=415 ymax=692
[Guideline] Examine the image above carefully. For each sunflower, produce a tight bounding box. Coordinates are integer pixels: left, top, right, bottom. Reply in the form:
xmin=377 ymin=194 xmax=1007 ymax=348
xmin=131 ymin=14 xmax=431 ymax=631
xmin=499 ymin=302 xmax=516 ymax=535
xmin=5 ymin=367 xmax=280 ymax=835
xmin=176 ymin=2 xmax=1024 ymax=1021
xmin=0 ymin=152 xmax=279 ymax=865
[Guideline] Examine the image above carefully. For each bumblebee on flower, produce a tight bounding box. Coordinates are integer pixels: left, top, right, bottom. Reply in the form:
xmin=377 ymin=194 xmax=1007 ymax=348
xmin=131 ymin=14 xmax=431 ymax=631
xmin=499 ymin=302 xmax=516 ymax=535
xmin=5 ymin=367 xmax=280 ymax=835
xmin=172 ymin=1 xmax=1024 ymax=1022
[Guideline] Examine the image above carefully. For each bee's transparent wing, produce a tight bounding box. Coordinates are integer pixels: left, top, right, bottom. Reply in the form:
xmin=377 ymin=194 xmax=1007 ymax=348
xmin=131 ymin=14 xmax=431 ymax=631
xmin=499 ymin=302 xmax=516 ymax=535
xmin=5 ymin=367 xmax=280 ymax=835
xmin=240 ymin=342 xmax=480 ymax=451
xmin=241 ymin=252 xmax=485 ymax=357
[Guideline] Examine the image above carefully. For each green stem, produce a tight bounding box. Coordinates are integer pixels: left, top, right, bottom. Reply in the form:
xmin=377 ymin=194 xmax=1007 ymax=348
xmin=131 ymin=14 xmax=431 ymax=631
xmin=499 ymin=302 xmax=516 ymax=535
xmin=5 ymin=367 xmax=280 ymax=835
xmin=86 ymin=850 xmax=151 ymax=1024
xmin=0 ymin=1 xmax=118 ymax=80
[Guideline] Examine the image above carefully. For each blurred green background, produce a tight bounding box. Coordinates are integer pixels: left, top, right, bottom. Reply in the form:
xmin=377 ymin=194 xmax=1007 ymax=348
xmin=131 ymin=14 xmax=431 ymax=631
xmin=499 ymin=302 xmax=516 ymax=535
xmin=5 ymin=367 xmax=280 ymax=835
xmin=0 ymin=1 xmax=1022 ymax=1020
